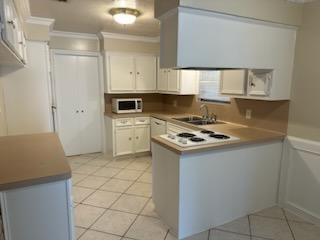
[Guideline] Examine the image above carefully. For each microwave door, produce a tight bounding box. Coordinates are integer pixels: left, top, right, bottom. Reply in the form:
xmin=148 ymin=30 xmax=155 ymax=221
xmin=118 ymin=101 xmax=136 ymax=113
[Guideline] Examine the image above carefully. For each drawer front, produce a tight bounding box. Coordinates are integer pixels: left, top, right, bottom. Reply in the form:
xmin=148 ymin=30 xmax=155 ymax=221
xmin=115 ymin=118 xmax=134 ymax=127
xmin=135 ymin=117 xmax=150 ymax=125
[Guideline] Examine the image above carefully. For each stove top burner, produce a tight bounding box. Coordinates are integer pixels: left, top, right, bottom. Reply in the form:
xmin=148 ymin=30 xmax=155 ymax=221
xmin=177 ymin=133 xmax=196 ymax=138
xmin=201 ymin=130 xmax=215 ymax=134
xmin=189 ymin=137 xmax=206 ymax=142
xmin=209 ymin=134 xmax=230 ymax=139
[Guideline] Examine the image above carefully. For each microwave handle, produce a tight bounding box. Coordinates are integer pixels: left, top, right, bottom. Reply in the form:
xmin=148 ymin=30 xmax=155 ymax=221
xmin=137 ymin=100 xmax=143 ymax=111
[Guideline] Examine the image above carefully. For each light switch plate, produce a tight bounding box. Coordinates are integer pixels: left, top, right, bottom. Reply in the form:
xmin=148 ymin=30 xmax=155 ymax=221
xmin=246 ymin=109 xmax=252 ymax=119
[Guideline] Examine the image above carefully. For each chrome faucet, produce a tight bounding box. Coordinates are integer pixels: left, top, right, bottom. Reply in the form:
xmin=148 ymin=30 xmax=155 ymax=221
xmin=200 ymin=104 xmax=217 ymax=123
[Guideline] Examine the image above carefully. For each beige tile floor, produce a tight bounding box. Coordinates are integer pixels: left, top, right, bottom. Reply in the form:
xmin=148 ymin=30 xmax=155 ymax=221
xmin=70 ymin=154 xmax=320 ymax=240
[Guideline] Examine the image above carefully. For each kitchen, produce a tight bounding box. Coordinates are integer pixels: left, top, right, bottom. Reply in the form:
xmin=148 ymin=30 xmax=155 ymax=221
xmin=0 ymin=0 xmax=320 ymax=240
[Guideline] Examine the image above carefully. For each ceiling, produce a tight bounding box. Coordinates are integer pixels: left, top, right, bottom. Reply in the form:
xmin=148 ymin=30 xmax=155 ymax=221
xmin=29 ymin=0 xmax=160 ymax=37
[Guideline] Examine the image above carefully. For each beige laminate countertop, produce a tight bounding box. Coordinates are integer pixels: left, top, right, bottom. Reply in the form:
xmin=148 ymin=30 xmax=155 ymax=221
xmin=0 ymin=133 xmax=71 ymax=191
xmin=105 ymin=111 xmax=286 ymax=155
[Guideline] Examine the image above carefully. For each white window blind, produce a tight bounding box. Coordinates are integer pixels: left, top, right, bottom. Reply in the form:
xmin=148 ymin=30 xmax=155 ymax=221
xmin=198 ymin=71 xmax=230 ymax=103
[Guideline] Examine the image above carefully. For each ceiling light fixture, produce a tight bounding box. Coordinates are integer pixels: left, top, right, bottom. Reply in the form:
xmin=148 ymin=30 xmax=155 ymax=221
xmin=109 ymin=8 xmax=141 ymax=25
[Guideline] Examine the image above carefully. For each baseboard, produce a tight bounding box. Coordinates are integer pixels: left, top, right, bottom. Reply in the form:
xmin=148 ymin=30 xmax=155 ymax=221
xmin=284 ymin=201 xmax=320 ymax=226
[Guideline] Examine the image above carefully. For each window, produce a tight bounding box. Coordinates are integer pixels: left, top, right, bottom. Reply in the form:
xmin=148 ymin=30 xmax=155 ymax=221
xmin=198 ymin=71 xmax=230 ymax=103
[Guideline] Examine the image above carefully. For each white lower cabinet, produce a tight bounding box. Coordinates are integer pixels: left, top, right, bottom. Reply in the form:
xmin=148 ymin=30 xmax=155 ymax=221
xmin=134 ymin=125 xmax=151 ymax=153
xmin=0 ymin=180 xmax=73 ymax=240
xmin=114 ymin=127 xmax=134 ymax=156
xmin=106 ymin=116 xmax=151 ymax=157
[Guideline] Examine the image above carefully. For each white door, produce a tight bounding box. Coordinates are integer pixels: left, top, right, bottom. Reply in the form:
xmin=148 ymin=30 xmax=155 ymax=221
xmin=135 ymin=56 xmax=157 ymax=91
xmin=108 ymin=55 xmax=135 ymax=91
xmin=115 ymin=127 xmax=134 ymax=156
xmin=53 ymin=53 xmax=102 ymax=156
xmin=54 ymin=54 xmax=81 ymax=156
xmin=77 ymin=55 xmax=102 ymax=154
xmin=134 ymin=125 xmax=150 ymax=153
xmin=167 ymin=69 xmax=180 ymax=92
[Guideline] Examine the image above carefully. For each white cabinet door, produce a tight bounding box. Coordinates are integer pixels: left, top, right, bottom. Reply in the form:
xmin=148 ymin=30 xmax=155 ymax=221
xmin=247 ymin=70 xmax=272 ymax=96
xmin=151 ymin=118 xmax=166 ymax=137
xmin=220 ymin=70 xmax=247 ymax=95
xmin=134 ymin=125 xmax=150 ymax=153
xmin=53 ymin=54 xmax=81 ymax=156
xmin=108 ymin=55 xmax=135 ymax=91
xmin=115 ymin=127 xmax=134 ymax=156
xmin=157 ymin=68 xmax=168 ymax=91
xmin=167 ymin=69 xmax=180 ymax=92
xmin=77 ymin=55 xmax=102 ymax=154
xmin=135 ymin=56 xmax=157 ymax=91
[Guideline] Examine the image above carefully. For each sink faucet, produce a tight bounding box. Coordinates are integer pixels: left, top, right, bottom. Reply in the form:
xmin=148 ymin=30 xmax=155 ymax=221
xmin=200 ymin=104 xmax=217 ymax=123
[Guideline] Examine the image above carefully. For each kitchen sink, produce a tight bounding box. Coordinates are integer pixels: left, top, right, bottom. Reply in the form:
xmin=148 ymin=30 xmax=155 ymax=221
xmin=173 ymin=116 xmax=225 ymax=126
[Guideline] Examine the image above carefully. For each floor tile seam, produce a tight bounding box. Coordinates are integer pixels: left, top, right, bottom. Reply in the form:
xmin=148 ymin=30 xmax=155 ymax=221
xmin=282 ymin=208 xmax=296 ymax=240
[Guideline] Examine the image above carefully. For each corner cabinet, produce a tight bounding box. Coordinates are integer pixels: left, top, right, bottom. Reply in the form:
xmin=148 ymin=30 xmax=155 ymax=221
xmin=104 ymin=52 xmax=157 ymax=93
xmin=105 ymin=116 xmax=151 ymax=157
xmin=157 ymin=61 xmax=199 ymax=95
xmin=0 ymin=0 xmax=27 ymax=66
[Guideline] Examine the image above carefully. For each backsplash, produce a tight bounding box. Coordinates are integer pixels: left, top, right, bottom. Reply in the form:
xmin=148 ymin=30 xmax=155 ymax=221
xmin=162 ymin=95 xmax=290 ymax=133
xmin=104 ymin=94 xmax=290 ymax=133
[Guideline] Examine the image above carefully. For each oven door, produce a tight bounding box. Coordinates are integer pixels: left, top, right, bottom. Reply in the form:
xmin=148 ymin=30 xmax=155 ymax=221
xmin=117 ymin=100 xmax=137 ymax=113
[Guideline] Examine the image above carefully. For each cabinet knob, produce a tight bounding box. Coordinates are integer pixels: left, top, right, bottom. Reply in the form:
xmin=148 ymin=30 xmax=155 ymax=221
xmin=137 ymin=72 xmax=140 ymax=75
xmin=76 ymin=110 xmax=79 ymax=113
xmin=81 ymin=110 xmax=84 ymax=113
xmin=136 ymin=136 xmax=139 ymax=139
xmin=250 ymin=82 xmax=256 ymax=87
xmin=130 ymin=72 xmax=133 ymax=74
xmin=7 ymin=20 xmax=16 ymax=29
xmin=129 ymin=137 xmax=132 ymax=141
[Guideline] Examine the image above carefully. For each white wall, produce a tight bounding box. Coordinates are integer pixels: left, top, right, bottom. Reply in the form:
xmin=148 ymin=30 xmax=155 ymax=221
xmin=280 ymin=137 xmax=320 ymax=225
xmin=0 ymin=41 xmax=52 ymax=135
xmin=0 ymin=80 xmax=8 ymax=136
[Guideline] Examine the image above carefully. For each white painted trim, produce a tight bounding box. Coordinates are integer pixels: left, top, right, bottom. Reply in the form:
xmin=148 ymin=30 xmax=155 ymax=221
xmin=25 ymin=16 xmax=55 ymax=31
xmin=287 ymin=136 xmax=320 ymax=155
xmin=284 ymin=201 xmax=320 ymax=226
xmin=50 ymin=31 xmax=99 ymax=40
xmin=51 ymin=49 xmax=101 ymax=57
xmin=99 ymin=31 xmax=160 ymax=43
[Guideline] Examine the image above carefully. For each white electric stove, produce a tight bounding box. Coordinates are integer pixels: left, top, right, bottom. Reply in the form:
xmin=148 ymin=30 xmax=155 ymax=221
xmin=160 ymin=130 xmax=240 ymax=147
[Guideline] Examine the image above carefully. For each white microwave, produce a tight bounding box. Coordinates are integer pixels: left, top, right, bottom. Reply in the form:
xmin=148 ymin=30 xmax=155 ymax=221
xmin=112 ymin=98 xmax=143 ymax=114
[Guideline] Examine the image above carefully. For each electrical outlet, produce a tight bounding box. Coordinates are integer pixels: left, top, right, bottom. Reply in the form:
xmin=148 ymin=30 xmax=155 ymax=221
xmin=173 ymin=99 xmax=178 ymax=107
xmin=245 ymin=109 xmax=252 ymax=119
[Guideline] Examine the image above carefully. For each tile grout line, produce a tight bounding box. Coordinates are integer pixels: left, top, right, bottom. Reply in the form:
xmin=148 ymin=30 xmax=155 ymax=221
xmin=282 ymin=208 xmax=296 ymax=240
xmin=248 ymin=215 xmax=253 ymax=240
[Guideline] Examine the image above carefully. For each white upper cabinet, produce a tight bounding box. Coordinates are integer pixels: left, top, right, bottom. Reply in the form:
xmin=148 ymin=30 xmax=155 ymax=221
xmin=157 ymin=60 xmax=199 ymax=95
xmin=220 ymin=69 xmax=279 ymax=100
xmin=159 ymin=7 xmax=297 ymax=100
xmin=0 ymin=0 xmax=26 ymax=66
xmin=108 ymin=55 xmax=135 ymax=91
xmin=135 ymin=56 xmax=157 ymax=91
xmin=105 ymin=52 xmax=157 ymax=93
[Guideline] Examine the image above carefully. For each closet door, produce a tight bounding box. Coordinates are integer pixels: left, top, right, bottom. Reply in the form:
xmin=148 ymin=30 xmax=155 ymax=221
xmin=77 ymin=55 xmax=102 ymax=154
xmin=54 ymin=54 xmax=81 ymax=156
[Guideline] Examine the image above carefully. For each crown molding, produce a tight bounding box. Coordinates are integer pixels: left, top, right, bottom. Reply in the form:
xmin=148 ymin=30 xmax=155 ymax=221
xmin=25 ymin=16 xmax=55 ymax=31
xmin=99 ymin=32 xmax=160 ymax=43
xmin=50 ymin=31 xmax=99 ymax=40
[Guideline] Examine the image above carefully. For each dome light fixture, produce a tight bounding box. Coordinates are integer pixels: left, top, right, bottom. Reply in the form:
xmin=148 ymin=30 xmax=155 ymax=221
xmin=109 ymin=8 xmax=141 ymax=25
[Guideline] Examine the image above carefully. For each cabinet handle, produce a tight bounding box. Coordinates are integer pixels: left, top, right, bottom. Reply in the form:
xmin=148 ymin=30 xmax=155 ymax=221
xmin=81 ymin=110 xmax=84 ymax=113
xmin=155 ymin=122 xmax=160 ymax=125
xmin=130 ymin=72 xmax=133 ymax=74
xmin=137 ymin=72 xmax=140 ymax=75
xmin=250 ymin=82 xmax=256 ymax=87
xmin=136 ymin=136 xmax=139 ymax=139
xmin=76 ymin=110 xmax=79 ymax=113
xmin=129 ymin=137 xmax=132 ymax=141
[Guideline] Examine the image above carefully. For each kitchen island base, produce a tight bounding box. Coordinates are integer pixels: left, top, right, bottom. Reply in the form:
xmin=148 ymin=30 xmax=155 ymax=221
xmin=152 ymin=140 xmax=283 ymax=239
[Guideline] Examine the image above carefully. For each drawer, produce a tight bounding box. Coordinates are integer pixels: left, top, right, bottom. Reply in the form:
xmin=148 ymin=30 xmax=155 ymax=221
xmin=115 ymin=118 xmax=134 ymax=127
xmin=135 ymin=117 xmax=150 ymax=125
